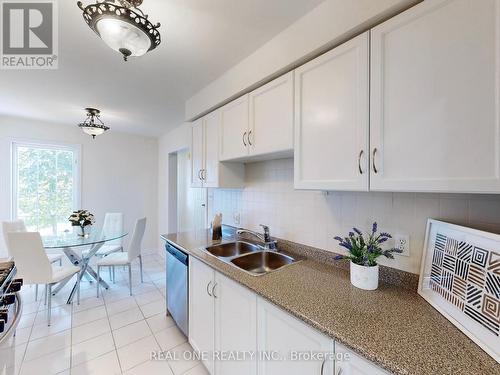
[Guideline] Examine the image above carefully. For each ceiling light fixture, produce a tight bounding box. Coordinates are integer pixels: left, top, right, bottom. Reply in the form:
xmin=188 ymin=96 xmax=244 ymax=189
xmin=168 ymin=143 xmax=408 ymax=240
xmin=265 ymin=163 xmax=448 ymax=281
xmin=77 ymin=0 xmax=161 ymax=61
xmin=78 ymin=108 xmax=110 ymax=139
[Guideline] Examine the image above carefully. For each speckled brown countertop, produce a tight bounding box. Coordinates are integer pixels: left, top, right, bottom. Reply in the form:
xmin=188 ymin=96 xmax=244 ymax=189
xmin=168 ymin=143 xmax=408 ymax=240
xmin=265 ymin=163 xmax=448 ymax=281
xmin=161 ymin=230 xmax=500 ymax=375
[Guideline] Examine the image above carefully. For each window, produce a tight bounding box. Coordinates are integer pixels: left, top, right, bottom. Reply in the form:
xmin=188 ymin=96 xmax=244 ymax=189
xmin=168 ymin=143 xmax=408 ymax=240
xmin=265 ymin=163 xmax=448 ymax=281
xmin=11 ymin=141 xmax=81 ymax=236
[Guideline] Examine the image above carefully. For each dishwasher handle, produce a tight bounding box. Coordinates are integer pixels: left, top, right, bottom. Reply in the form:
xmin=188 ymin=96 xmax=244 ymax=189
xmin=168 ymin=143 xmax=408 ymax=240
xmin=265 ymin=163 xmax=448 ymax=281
xmin=166 ymin=244 xmax=188 ymax=266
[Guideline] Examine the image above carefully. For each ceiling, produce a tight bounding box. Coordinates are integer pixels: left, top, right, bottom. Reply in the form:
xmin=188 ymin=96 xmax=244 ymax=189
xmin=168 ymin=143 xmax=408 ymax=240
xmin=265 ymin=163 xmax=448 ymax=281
xmin=0 ymin=0 xmax=325 ymax=137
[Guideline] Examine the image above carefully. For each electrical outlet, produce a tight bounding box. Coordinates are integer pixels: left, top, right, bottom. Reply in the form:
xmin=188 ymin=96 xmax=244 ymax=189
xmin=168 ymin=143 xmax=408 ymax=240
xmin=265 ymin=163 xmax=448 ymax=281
xmin=394 ymin=234 xmax=410 ymax=257
xmin=233 ymin=212 xmax=241 ymax=225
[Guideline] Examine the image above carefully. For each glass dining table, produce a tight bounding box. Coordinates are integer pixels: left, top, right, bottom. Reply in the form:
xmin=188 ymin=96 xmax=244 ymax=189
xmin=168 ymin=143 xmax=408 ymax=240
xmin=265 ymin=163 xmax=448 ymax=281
xmin=42 ymin=229 xmax=128 ymax=304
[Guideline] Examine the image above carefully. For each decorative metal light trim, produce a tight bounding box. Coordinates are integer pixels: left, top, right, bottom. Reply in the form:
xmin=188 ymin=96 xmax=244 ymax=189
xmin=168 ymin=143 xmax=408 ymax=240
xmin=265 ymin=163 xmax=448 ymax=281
xmin=77 ymin=0 xmax=161 ymax=61
xmin=78 ymin=108 xmax=110 ymax=139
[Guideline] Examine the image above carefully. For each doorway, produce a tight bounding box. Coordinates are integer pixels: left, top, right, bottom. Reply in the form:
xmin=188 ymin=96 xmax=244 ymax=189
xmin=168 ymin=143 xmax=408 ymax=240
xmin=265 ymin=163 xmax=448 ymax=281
xmin=170 ymin=148 xmax=207 ymax=233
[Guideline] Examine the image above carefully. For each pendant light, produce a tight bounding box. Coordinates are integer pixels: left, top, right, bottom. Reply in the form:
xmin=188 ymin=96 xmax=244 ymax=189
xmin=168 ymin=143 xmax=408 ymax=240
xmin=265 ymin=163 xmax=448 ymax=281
xmin=77 ymin=0 xmax=161 ymax=61
xmin=78 ymin=108 xmax=109 ymax=139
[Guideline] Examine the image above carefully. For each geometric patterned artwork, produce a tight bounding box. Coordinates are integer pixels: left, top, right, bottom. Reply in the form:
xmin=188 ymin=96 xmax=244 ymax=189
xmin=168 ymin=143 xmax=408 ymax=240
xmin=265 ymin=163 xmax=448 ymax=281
xmin=429 ymin=233 xmax=500 ymax=336
xmin=418 ymin=219 xmax=500 ymax=363
xmin=419 ymin=220 xmax=500 ymax=363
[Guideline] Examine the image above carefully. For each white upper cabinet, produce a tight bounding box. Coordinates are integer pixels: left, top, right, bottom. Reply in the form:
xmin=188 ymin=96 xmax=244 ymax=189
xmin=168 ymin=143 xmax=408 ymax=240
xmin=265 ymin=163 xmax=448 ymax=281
xmin=257 ymin=298 xmax=334 ymax=375
xmin=370 ymin=0 xmax=500 ymax=193
xmin=220 ymin=95 xmax=250 ymax=161
xmin=335 ymin=342 xmax=390 ymax=375
xmin=294 ymin=32 xmax=370 ymax=191
xmin=219 ymin=73 xmax=294 ymax=162
xmin=249 ymin=72 xmax=294 ymax=158
xmin=191 ymin=118 xmax=204 ymax=188
xmin=191 ymin=112 xmax=244 ymax=189
xmin=203 ymin=111 xmax=221 ymax=188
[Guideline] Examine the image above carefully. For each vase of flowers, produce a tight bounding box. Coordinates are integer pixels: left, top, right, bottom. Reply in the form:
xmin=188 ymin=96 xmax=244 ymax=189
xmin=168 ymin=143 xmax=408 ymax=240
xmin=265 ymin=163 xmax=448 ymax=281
xmin=68 ymin=210 xmax=95 ymax=238
xmin=334 ymin=222 xmax=402 ymax=290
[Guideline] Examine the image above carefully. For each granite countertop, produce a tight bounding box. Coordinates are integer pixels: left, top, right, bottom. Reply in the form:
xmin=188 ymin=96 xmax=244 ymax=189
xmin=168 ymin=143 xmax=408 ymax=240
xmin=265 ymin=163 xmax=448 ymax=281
xmin=161 ymin=230 xmax=500 ymax=375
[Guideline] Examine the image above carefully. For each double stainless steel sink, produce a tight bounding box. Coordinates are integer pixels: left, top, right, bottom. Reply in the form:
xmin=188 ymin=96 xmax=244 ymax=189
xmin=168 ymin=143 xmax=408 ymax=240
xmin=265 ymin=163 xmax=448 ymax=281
xmin=204 ymin=241 xmax=298 ymax=276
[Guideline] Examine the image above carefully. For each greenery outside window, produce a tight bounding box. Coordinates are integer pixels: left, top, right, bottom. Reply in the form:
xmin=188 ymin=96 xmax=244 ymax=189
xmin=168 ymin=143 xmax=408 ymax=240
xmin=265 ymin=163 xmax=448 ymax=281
xmin=11 ymin=141 xmax=81 ymax=236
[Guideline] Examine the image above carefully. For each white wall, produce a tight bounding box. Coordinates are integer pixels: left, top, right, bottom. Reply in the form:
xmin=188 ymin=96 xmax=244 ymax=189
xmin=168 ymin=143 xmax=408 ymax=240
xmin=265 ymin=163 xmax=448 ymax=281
xmin=0 ymin=115 xmax=159 ymax=258
xmin=157 ymin=123 xmax=191 ymax=250
xmin=185 ymin=0 xmax=420 ymax=120
xmin=209 ymin=159 xmax=500 ymax=274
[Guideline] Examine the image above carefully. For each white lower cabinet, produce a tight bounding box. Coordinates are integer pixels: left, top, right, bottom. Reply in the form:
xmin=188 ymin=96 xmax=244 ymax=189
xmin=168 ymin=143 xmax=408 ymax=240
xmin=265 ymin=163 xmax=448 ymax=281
xmin=257 ymin=297 xmax=334 ymax=375
xmin=335 ymin=342 xmax=390 ymax=375
xmin=189 ymin=258 xmax=216 ymax=373
xmin=189 ymin=258 xmax=257 ymax=375
xmin=214 ymin=273 xmax=257 ymax=375
xmin=189 ymin=258 xmax=391 ymax=375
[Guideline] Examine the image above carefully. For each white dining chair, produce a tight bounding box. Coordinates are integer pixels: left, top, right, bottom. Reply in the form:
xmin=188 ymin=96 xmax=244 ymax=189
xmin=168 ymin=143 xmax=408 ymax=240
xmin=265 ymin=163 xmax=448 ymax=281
xmin=96 ymin=217 xmax=146 ymax=297
xmin=6 ymin=232 xmax=81 ymax=326
xmin=2 ymin=220 xmax=65 ymax=301
xmin=82 ymin=213 xmax=124 ymax=281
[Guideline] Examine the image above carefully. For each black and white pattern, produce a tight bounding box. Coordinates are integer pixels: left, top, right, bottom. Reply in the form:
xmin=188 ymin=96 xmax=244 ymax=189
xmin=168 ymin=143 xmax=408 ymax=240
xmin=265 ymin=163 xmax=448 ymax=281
xmin=429 ymin=232 xmax=500 ymax=337
xmin=454 ymin=259 xmax=469 ymax=280
xmin=457 ymin=242 xmax=473 ymax=262
xmin=472 ymin=247 xmax=489 ymax=268
xmin=486 ymin=272 xmax=500 ymax=300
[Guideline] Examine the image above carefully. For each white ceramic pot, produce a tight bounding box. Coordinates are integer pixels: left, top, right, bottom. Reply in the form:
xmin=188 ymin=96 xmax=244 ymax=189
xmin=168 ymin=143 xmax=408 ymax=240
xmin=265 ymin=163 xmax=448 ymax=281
xmin=350 ymin=262 xmax=379 ymax=290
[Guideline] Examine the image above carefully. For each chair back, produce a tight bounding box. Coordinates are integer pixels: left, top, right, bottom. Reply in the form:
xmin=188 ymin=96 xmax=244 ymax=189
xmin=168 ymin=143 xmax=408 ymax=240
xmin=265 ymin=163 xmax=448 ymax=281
xmin=2 ymin=220 xmax=27 ymax=257
xmin=127 ymin=217 xmax=146 ymax=262
xmin=102 ymin=213 xmax=124 ymax=245
xmin=6 ymin=232 xmax=52 ymax=284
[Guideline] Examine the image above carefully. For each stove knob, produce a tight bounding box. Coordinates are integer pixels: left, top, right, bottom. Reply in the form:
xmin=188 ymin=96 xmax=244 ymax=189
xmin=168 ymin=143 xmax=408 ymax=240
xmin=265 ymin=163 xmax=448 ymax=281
xmin=13 ymin=279 xmax=23 ymax=286
xmin=1 ymin=294 xmax=15 ymax=306
xmin=6 ymin=282 xmax=21 ymax=293
xmin=0 ymin=320 xmax=4 ymax=333
xmin=0 ymin=311 xmax=7 ymax=324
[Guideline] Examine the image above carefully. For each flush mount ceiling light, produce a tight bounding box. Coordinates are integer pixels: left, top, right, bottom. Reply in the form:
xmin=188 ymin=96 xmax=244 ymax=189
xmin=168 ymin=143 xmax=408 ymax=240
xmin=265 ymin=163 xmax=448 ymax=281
xmin=77 ymin=0 xmax=161 ymax=61
xmin=78 ymin=108 xmax=110 ymax=139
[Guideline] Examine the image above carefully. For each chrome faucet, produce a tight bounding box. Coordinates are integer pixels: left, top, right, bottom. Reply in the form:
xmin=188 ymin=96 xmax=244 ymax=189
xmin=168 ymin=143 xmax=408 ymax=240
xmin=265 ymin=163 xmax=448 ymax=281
xmin=237 ymin=224 xmax=277 ymax=250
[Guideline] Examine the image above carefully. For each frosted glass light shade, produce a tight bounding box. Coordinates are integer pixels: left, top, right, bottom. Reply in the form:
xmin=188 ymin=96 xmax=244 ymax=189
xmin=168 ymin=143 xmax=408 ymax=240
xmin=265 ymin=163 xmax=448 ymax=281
xmin=96 ymin=18 xmax=151 ymax=57
xmin=81 ymin=126 xmax=106 ymax=137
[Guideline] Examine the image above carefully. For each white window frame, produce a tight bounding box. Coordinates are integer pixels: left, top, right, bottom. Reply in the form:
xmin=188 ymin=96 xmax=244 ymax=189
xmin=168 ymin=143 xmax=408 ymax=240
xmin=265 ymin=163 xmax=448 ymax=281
xmin=10 ymin=139 xmax=82 ymax=223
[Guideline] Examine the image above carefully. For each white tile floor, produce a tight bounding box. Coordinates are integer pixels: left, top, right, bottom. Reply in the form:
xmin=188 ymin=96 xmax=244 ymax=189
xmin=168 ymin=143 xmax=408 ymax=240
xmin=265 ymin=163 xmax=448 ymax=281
xmin=0 ymin=253 xmax=209 ymax=375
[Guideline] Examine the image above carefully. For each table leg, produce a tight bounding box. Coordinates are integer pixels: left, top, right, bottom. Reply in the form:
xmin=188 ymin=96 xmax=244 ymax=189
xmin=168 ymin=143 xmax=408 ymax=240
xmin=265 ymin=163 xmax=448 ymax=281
xmin=60 ymin=244 xmax=111 ymax=304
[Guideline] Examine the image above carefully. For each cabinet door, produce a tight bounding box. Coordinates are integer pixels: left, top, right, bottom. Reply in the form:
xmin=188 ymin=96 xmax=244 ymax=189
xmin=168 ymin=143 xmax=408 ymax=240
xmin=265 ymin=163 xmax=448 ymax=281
xmin=203 ymin=111 xmax=220 ymax=188
xmin=191 ymin=119 xmax=204 ymax=188
xmin=214 ymin=273 xmax=257 ymax=375
xmin=257 ymin=298 xmax=334 ymax=375
xmin=189 ymin=258 xmax=215 ymax=374
xmin=335 ymin=342 xmax=389 ymax=375
xmin=249 ymin=72 xmax=294 ymax=157
xmin=220 ymin=95 xmax=249 ymax=161
xmin=294 ymin=32 xmax=369 ymax=191
xmin=370 ymin=0 xmax=500 ymax=193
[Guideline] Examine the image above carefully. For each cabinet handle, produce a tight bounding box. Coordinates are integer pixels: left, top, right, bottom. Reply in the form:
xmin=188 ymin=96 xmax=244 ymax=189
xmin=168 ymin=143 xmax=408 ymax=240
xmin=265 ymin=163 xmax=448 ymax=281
xmin=358 ymin=150 xmax=364 ymax=174
xmin=372 ymin=148 xmax=379 ymax=174
xmin=320 ymin=358 xmax=326 ymax=375
xmin=243 ymin=132 xmax=247 ymax=146
xmin=206 ymin=281 xmax=212 ymax=297
xmin=198 ymin=169 xmax=203 ymax=181
xmin=201 ymin=169 xmax=206 ymax=181
xmin=212 ymin=283 xmax=218 ymax=298
xmin=248 ymin=130 xmax=253 ymax=146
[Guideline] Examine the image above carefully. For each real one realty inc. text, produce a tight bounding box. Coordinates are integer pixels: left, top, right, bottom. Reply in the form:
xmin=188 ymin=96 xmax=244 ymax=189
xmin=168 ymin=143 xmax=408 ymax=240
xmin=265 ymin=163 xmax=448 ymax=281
xmin=151 ymin=350 xmax=351 ymax=362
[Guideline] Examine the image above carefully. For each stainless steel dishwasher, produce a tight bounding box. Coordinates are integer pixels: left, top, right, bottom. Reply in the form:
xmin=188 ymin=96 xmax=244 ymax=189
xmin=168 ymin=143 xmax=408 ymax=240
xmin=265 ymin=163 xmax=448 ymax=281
xmin=166 ymin=242 xmax=188 ymax=336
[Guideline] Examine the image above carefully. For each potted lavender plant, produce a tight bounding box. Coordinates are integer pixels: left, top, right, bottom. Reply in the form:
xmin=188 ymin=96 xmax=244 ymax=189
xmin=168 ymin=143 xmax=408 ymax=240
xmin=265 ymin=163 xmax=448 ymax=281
xmin=68 ymin=210 xmax=95 ymax=237
xmin=334 ymin=222 xmax=402 ymax=290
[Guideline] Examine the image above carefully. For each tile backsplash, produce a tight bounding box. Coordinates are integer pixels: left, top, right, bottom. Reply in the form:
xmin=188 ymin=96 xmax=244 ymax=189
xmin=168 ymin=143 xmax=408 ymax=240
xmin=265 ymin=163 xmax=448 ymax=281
xmin=208 ymin=158 xmax=500 ymax=274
